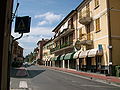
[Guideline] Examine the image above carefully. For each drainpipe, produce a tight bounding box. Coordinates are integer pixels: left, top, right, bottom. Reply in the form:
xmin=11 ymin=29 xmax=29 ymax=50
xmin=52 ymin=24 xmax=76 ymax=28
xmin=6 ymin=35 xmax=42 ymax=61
xmin=107 ymin=0 xmax=112 ymax=75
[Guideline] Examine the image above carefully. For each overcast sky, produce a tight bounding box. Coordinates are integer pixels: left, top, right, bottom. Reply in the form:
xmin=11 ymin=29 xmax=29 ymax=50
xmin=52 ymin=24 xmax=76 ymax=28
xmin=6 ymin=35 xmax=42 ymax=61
xmin=12 ymin=0 xmax=83 ymax=56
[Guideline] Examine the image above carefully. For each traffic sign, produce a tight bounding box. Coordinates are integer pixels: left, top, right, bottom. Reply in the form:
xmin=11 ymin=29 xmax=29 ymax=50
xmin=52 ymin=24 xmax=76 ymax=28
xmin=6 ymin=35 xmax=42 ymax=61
xmin=15 ymin=16 xmax=31 ymax=33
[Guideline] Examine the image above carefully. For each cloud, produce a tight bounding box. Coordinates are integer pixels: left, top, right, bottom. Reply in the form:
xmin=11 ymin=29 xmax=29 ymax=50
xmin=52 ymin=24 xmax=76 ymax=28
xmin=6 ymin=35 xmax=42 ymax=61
xmin=38 ymin=21 xmax=47 ymax=26
xmin=11 ymin=26 xmax=54 ymax=56
xmin=35 ymin=12 xmax=62 ymax=25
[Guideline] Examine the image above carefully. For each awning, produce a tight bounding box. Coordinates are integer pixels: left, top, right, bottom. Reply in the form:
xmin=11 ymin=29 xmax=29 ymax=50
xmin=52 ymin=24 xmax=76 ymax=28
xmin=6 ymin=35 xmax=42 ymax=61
xmin=60 ymin=54 xmax=66 ymax=60
xmin=73 ymin=50 xmax=81 ymax=59
xmin=64 ymin=52 xmax=75 ymax=60
xmin=79 ymin=50 xmax=89 ymax=58
xmin=52 ymin=55 xmax=61 ymax=61
xmin=88 ymin=49 xmax=98 ymax=57
xmin=88 ymin=49 xmax=103 ymax=57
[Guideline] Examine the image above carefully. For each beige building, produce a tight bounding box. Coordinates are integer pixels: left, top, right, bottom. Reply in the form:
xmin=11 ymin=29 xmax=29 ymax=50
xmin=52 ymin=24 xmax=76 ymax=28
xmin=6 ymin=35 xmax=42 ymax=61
xmin=43 ymin=39 xmax=54 ymax=66
xmin=51 ymin=0 xmax=120 ymax=74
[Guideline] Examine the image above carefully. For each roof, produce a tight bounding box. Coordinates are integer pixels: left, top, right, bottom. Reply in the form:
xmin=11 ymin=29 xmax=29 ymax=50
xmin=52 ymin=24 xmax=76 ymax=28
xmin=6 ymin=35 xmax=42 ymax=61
xmin=52 ymin=10 xmax=76 ymax=32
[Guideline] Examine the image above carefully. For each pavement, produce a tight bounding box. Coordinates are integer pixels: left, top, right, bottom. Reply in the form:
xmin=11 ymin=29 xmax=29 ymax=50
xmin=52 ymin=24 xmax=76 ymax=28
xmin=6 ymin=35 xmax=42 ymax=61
xmin=42 ymin=66 xmax=120 ymax=86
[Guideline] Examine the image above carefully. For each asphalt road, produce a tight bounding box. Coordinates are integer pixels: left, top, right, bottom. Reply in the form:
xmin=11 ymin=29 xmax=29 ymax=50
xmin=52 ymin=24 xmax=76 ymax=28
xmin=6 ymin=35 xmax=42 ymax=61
xmin=10 ymin=65 xmax=120 ymax=90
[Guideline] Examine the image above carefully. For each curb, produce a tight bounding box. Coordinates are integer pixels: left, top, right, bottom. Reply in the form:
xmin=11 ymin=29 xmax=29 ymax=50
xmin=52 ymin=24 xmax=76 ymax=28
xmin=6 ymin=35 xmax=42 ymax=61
xmin=43 ymin=66 xmax=120 ymax=86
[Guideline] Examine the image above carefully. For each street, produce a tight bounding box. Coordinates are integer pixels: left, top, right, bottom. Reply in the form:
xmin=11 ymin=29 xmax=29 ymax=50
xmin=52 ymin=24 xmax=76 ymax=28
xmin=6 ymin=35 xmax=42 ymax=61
xmin=10 ymin=65 xmax=120 ymax=90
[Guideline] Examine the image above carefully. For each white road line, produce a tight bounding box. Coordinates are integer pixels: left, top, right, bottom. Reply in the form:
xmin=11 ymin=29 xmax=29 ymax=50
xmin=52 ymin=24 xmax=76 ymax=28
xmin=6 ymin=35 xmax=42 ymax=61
xmin=19 ymin=81 xmax=28 ymax=89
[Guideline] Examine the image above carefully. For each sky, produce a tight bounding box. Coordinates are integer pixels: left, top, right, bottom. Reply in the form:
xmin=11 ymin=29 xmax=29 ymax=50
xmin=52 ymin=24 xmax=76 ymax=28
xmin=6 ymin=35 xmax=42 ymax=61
xmin=12 ymin=0 xmax=83 ymax=57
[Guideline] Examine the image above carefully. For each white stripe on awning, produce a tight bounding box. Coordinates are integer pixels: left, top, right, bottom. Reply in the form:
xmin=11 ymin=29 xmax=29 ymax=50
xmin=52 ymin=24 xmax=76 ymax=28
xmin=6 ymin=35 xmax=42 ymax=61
xmin=79 ymin=50 xmax=89 ymax=58
xmin=73 ymin=50 xmax=81 ymax=59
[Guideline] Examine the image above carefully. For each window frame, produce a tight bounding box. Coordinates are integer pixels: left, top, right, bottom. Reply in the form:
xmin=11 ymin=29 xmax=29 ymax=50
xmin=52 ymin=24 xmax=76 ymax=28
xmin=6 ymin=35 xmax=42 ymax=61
xmin=94 ymin=0 xmax=99 ymax=9
xmin=95 ymin=18 xmax=101 ymax=32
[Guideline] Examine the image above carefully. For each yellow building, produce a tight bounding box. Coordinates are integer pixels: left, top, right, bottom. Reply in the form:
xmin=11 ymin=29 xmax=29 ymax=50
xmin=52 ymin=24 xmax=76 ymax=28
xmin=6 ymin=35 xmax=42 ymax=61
xmin=42 ymin=39 xmax=54 ymax=66
xmin=52 ymin=10 xmax=77 ymax=69
xmin=51 ymin=0 xmax=120 ymax=74
xmin=76 ymin=0 xmax=120 ymax=74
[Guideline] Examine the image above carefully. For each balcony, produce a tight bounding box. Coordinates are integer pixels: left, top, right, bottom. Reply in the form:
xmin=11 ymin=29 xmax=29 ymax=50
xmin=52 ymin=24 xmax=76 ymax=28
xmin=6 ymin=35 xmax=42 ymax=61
xmin=53 ymin=26 xmax=75 ymax=42
xmin=79 ymin=33 xmax=93 ymax=45
xmin=79 ymin=10 xmax=92 ymax=25
xmin=50 ymin=41 xmax=73 ymax=53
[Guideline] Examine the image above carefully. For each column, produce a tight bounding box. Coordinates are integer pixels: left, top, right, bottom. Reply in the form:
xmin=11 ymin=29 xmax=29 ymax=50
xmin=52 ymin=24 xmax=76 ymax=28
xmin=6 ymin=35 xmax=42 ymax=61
xmin=63 ymin=60 xmax=65 ymax=68
xmin=68 ymin=60 xmax=70 ymax=69
xmin=76 ymin=59 xmax=79 ymax=71
xmin=50 ymin=61 xmax=51 ymax=67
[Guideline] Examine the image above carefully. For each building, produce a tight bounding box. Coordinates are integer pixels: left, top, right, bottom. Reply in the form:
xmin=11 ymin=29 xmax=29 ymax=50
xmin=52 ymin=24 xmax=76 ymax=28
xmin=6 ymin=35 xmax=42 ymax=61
xmin=51 ymin=10 xmax=77 ymax=69
xmin=42 ymin=39 xmax=54 ymax=66
xmin=36 ymin=38 xmax=49 ymax=64
xmin=51 ymin=0 xmax=120 ymax=75
xmin=12 ymin=40 xmax=24 ymax=63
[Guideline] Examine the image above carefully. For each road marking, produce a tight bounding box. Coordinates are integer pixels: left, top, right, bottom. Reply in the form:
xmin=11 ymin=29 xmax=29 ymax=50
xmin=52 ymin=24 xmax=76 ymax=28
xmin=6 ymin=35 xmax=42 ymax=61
xmin=19 ymin=81 xmax=28 ymax=89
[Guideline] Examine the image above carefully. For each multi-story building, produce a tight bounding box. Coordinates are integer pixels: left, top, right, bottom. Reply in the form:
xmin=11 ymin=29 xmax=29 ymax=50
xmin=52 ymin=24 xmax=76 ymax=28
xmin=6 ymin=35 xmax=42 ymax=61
xmin=42 ymin=39 xmax=54 ymax=66
xmin=51 ymin=10 xmax=77 ymax=69
xmin=36 ymin=38 xmax=49 ymax=64
xmin=12 ymin=41 xmax=24 ymax=62
xmin=51 ymin=0 xmax=120 ymax=74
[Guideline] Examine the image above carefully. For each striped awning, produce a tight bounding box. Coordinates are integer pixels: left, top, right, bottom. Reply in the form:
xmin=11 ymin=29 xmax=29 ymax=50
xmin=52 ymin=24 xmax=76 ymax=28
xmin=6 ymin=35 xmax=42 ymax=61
xmin=79 ymin=50 xmax=89 ymax=58
xmin=73 ymin=50 xmax=81 ymax=59
xmin=60 ymin=54 xmax=66 ymax=60
xmin=64 ymin=52 xmax=75 ymax=60
xmin=52 ymin=55 xmax=61 ymax=61
xmin=88 ymin=49 xmax=98 ymax=57
xmin=88 ymin=49 xmax=103 ymax=57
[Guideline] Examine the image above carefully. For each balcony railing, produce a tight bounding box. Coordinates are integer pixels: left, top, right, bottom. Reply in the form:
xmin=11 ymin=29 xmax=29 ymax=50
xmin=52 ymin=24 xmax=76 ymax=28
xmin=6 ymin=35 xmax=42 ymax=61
xmin=79 ymin=33 xmax=93 ymax=45
xmin=50 ymin=41 xmax=73 ymax=52
xmin=79 ymin=10 xmax=92 ymax=25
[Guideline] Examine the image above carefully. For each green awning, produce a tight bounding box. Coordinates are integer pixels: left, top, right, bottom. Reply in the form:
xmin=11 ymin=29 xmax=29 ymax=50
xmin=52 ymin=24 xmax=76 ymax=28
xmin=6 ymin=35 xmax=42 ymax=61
xmin=52 ymin=55 xmax=61 ymax=61
xmin=64 ymin=52 xmax=75 ymax=60
xmin=60 ymin=54 xmax=66 ymax=60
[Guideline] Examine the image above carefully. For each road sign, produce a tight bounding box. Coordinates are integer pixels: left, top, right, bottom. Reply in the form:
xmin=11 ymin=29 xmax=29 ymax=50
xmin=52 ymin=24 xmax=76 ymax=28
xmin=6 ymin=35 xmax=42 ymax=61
xmin=15 ymin=16 xmax=31 ymax=33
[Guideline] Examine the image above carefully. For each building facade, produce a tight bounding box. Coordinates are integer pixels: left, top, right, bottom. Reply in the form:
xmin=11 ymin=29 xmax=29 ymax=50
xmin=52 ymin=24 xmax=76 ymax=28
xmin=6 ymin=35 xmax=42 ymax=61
xmin=42 ymin=39 xmax=54 ymax=66
xmin=36 ymin=38 xmax=49 ymax=64
xmin=12 ymin=40 xmax=24 ymax=62
xmin=50 ymin=0 xmax=120 ymax=74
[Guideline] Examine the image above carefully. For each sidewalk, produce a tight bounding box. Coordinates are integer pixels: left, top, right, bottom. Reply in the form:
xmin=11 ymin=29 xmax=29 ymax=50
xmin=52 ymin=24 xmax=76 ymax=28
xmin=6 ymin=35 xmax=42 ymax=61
xmin=43 ymin=66 xmax=120 ymax=86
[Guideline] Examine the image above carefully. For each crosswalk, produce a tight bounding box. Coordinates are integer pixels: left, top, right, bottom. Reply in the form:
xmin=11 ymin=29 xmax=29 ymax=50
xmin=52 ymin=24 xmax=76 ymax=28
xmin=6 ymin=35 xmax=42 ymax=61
xmin=10 ymin=81 xmax=32 ymax=90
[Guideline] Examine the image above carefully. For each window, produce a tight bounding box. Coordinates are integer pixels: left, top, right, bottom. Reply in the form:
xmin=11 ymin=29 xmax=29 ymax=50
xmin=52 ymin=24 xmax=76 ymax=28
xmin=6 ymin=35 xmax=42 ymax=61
xmin=68 ymin=17 xmax=74 ymax=29
xmin=79 ymin=10 xmax=82 ymax=19
xmin=95 ymin=0 xmax=99 ymax=9
xmin=79 ymin=28 xmax=82 ymax=40
xmin=95 ymin=18 xmax=100 ymax=32
xmin=86 ymin=3 xmax=90 ymax=17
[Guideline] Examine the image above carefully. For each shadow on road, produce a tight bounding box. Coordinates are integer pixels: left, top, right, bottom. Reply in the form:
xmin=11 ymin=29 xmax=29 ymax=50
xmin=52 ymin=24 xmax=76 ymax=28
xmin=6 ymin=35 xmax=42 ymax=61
xmin=10 ymin=67 xmax=46 ymax=78
xmin=27 ymin=69 xmax=46 ymax=78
